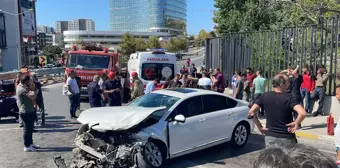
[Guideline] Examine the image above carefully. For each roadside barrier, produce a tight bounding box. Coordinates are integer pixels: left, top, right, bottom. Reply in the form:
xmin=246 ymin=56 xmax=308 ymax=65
xmin=0 ymin=68 xmax=65 ymax=81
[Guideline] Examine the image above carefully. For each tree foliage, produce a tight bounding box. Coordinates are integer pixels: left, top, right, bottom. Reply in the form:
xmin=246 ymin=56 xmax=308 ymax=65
xmin=135 ymin=38 xmax=147 ymax=51
xmin=42 ymin=45 xmax=62 ymax=57
xmin=119 ymin=33 xmax=136 ymax=58
xmin=166 ymin=37 xmax=188 ymax=53
xmin=147 ymin=36 xmax=161 ymax=49
xmin=214 ymin=0 xmax=340 ymax=34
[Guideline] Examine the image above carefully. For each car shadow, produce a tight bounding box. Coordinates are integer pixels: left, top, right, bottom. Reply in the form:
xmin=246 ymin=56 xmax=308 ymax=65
xmin=38 ymin=147 xmax=73 ymax=152
xmin=0 ymin=118 xmax=18 ymax=124
xmin=37 ymin=128 xmax=78 ymax=133
xmin=45 ymin=116 xmax=66 ymax=120
xmin=165 ymin=134 xmax=265 ymax=167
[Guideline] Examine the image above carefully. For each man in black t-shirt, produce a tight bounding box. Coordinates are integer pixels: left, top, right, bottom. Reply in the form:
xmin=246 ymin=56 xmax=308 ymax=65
xmin=248 ymin=74 xmax=306 ymax=148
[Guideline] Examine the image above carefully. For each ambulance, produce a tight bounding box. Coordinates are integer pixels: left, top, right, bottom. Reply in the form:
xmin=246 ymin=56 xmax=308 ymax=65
xmin=127 ymin=49 xmax=178 ymax=89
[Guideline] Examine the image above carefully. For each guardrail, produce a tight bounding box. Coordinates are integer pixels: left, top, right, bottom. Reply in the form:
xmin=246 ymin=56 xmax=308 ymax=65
xmin=0 ymin=68 xmax=65 ymax=81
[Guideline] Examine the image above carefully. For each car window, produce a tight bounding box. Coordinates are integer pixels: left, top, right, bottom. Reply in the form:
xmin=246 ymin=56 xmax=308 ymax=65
xmin=127 ymin=93 xmax=180 ymax=110
xmin=202 ymin=95 xmax=228 ymax=113
xmin=170 ymin=96 xmax=203 ymax=119
xmin=227 ymin=97 xmax=238 ymax=108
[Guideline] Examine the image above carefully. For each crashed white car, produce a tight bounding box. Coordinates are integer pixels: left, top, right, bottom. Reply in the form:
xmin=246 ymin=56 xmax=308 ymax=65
xmin=62 ymin=88 xmax=254 ymax=168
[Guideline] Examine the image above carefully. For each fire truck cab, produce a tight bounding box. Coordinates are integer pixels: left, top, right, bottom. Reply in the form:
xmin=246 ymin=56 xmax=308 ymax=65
xmin=64 ymin=45 xmax=120 ymax=97
xmin=127 ymin=49 xmax=178 ymax=89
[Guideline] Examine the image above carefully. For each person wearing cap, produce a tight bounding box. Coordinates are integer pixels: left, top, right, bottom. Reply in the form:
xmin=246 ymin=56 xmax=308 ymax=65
xmin=130 ymin=72 xmax=144 ymax=101
xmin=87 ymin=75 xmax=103 ymax=108
xmin=104 ymin=71 xmax=122 ymax=106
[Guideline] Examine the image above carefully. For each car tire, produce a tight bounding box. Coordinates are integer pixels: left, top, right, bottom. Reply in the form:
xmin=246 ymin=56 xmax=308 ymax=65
xmin=134 ymin=141 xmax=164 ymax=168
xmin=231 ymin=122 xmax=249 ymax=148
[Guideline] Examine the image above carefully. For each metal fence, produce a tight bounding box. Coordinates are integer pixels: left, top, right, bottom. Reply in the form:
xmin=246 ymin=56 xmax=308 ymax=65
xmin=205 ymin=17 xmax=340 ymax=96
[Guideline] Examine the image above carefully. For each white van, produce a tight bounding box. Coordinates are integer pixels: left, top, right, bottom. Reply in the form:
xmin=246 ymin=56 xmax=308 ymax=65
xmin=128 ymin=49 xmax=178 ymax=89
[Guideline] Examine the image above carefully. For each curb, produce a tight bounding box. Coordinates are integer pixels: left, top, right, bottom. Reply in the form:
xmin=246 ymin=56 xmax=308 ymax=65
xmin=253 ymin=125 xmax=335 ymax=143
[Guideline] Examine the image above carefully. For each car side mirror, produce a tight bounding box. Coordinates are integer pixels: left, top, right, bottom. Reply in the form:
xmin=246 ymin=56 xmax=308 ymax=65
xmin=174 ymin=114 xmax=186 ymax=123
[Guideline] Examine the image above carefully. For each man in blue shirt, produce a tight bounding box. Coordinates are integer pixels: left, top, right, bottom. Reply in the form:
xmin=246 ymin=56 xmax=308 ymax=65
xmin=87 ymin=75 xmax=102 ymax=108
xmin=145 ymin=78 xmax=160 ymax=94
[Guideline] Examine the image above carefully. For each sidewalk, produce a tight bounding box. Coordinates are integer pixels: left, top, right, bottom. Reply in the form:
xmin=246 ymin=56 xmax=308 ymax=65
xmin=258 ymin=116 xmax=336 ymax=143
xmin=223 ymin=88 xmax=337 ymax=143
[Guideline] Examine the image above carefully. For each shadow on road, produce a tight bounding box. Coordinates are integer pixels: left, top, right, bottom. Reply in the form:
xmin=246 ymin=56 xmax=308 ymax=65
xmin=165 ymin=134 xmax=265 ymax=167
xmin=45 ymin=116 xmax=65 ymax=120
xmin=37 ymin=128 xmax=78 ymax=133
xmin=38 ymin=147 xmax=73 ymax=152
xmin=0 ymin=118 xmax=18 ymax=124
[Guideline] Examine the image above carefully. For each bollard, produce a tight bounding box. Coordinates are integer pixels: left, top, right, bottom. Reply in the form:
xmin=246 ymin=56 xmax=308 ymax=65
xmin=327 ymin=113 xmax=334 ymax=135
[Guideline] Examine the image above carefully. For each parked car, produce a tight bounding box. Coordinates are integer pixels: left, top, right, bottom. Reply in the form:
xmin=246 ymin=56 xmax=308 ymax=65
xmin=44 ymin=64 xmax=55 ymax=68
xmin=54 ymin=88 xmax=253 ymax=168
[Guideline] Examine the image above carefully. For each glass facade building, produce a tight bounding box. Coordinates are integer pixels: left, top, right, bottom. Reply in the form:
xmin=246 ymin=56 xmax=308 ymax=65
xmin=109 ymin=0 xmax=187 ymax=35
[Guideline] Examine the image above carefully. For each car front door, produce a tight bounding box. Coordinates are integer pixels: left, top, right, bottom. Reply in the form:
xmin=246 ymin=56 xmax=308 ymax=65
xmin=167 ymin=96 xmax=205 ymax=157
xmin=201 ymin=95 xmax=236 ymax=142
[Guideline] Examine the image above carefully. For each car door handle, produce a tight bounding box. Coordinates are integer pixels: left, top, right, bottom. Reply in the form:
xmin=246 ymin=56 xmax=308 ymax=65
xmin=199 ymin=119 xmax=206 ymax=123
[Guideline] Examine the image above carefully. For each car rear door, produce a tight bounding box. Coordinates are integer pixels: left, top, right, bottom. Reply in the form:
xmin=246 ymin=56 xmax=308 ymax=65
xmin=201 ymin=95 xmax=235 ymax=142
xmin=167 ymin=96 xmax=206 ymax=157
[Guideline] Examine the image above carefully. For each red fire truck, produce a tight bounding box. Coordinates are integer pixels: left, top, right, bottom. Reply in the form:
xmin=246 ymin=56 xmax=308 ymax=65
xmin=64 ymin=45 xmax=120 ymax=97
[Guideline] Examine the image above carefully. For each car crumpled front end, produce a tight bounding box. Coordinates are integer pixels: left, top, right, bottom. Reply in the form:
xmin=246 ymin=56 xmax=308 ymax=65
xmin=67 ymin=123 xmax=149 ymax=168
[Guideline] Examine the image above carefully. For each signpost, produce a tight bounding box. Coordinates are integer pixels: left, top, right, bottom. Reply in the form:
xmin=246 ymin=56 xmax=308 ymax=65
xmin=39 ymin=56 xmax=47 ymax=68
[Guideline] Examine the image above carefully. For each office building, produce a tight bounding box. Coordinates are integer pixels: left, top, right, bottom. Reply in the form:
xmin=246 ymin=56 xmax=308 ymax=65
xmin=63 ymin=30 xmax=170 ymax=49
xmin=56 ymin=21 xmax=69 ymax=33
xmin=37 ymin=32 xmax=53 ymax=50
xmin=0 ymin=0 xmax=37 ymax=71
xmin=109 ymin=0 xmax=187 ymax=35
xmin=56 ymin=19 xmax=95 ymax=33
xmin=37 ymin=25 xmax=54 ymax=34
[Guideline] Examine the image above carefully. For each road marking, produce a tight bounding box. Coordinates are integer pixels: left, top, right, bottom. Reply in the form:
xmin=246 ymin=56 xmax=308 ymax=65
xmin=295 ymin=132 xmax=319 ymax=140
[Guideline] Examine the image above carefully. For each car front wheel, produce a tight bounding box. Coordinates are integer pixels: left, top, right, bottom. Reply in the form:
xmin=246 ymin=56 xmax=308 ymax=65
xmin=135 ymin=141 xmax=163 ymax=168
xmin=231 ymin=122 xmax=249 ymax=148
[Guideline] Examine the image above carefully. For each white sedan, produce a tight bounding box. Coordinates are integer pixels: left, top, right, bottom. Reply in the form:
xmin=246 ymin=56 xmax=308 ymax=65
xmin=67 ymin=88 xmax=254 ymax=168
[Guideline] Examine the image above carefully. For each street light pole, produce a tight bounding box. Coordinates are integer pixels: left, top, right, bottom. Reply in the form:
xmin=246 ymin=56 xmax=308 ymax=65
xmin=0 ymin=9 xmax=34 ymax=69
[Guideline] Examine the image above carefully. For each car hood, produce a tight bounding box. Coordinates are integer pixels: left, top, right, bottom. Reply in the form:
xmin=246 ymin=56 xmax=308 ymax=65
xmin=77 ymin=106 xmax=166 ymax=132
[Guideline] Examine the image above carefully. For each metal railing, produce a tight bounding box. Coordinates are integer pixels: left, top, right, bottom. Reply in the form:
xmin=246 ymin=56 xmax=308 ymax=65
xmin=205 ymin=17 xmax=340 ymax=96
xmin=0 ymin=68 xmax=65 ymax=81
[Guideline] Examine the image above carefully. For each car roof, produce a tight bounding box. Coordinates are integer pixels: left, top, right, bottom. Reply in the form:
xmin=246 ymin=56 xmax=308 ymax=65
xmin=152 ymin=88 xmax=229 ymax=99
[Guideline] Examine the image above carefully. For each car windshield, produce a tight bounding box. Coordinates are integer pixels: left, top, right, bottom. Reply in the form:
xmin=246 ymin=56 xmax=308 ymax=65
xmin=127 ymin=93 xmax=180 ymax=110
xmin=67 ymin=54 xmax=110 ymax=70
xmin=141 ymin=63 xmax=174 ymax=81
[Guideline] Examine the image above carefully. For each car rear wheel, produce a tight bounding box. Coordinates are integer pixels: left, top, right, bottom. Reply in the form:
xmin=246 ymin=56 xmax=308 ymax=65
xmin=231 ymin=122 xmax=249 ymax=148
xmin=135 ymin=141 xmax=163 ymax=168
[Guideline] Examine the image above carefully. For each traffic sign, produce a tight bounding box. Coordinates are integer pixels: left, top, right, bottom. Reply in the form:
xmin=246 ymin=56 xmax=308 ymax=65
xmin=39 ymin=56 xmax=47 ymax=64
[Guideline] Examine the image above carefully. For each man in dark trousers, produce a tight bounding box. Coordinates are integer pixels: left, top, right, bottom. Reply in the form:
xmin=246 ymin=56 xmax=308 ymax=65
xmin=16 ymin=74 xmax=40 ymax=152
xmin=311 ymin=64 xmax=329 ymax=117
xmin=87 ymin=75 xmax=103 ymax=108
xmin=248 ymin=73 xmax=306 ymax=148
xmin=32 ymin=74 xmax=45 ymax=126
xmin=104 ymin=71 xmax=122 ymax=106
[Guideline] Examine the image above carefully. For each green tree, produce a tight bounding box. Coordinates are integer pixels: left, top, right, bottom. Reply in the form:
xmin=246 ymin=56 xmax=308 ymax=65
xmin=135 ymin=38 xmax=147 ymax=51
xmin=147 ymin=36 xmax=161 ymax=48
xmin=119 ymin=33 xmax=136 ymax=60
xmin=42 ymin=45 xmax=62 ymax=57
xmin=166 ymin=37 xmax=188 ymax=53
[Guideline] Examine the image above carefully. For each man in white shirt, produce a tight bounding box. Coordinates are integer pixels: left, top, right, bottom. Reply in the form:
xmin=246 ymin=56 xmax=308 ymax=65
xmin=67 ymin=71 xmax=80 ymax=119
xmin=198 ymin=72 xmax=213 ymax=90
xmin=334 ymin=84 xmax=340 ymax=166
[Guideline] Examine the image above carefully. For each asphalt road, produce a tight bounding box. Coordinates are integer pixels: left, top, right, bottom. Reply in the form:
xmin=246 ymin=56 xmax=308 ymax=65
xmin=0 ymin=52 xmax=336 ymax=168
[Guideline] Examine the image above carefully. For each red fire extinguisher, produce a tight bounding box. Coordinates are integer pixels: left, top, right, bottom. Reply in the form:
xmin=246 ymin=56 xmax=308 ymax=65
xmin=327 ymin=113 xmax=334 ymax=135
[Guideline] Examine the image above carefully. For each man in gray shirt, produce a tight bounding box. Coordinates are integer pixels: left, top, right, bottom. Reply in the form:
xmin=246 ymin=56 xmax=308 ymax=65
xmin=233 ymin=70 xmax=244 ymax=100
xmin=16 ymin=75 xmax=39 ymax=152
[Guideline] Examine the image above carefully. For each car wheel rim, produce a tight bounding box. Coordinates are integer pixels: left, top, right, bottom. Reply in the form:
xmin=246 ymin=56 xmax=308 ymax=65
xmin=234 ymin=125 xmax=247 ymax=145
xmin=144 ymin=142 xmax=162 ymax=167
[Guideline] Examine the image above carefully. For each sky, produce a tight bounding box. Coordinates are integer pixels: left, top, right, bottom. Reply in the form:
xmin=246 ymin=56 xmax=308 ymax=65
xmin=35 ymin=0 xmax=216 ymax=35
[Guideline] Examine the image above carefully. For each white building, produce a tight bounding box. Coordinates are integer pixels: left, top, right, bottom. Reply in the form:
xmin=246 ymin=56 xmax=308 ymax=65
xmin=63 ymin=30 xmax=170 ymax=49
xmin=37 ymin=25 xmax=54 ymax=34
xmin=56 ymin=19 xmax=95 ymax=33
xmin=53 ymin=33 xmax=63 ymax=46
